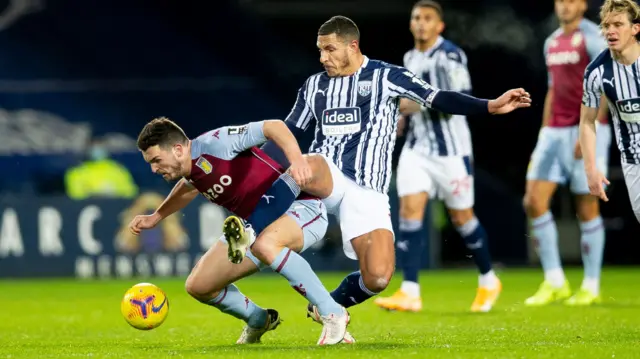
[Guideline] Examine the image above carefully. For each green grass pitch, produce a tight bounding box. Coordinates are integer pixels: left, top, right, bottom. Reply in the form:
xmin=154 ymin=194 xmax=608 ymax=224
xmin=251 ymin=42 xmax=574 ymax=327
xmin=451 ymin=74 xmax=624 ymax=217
xmin=1 ymin=268 xmax=639 ymax=358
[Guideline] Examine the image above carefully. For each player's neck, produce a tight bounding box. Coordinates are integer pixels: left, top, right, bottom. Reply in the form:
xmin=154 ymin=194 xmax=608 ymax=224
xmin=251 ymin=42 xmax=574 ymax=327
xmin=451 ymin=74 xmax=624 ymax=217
xmin=415 ymin=37 xmax=439 ymax=52
xmin=560 ymin=18 xmax=582 ymax=35
xmin=612 ymin=42 xmax=640 ymax=65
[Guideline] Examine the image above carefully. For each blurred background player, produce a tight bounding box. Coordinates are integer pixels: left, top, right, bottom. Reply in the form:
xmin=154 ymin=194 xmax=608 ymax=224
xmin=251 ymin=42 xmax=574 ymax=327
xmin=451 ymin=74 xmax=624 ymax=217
xmin=373 ymin=0 xmax=501 ymax=314
xmin=581 ymin=0 xmax=640 ymax=222
xmin=523 ymin=0 xmax=611 ymax=307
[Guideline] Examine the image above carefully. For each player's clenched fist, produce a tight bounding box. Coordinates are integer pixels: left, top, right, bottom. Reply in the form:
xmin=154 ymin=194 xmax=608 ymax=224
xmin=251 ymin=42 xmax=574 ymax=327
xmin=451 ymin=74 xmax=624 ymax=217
xmin=129 ymin=213 xmax=162 ymax=236
xmin=287 ymin=157 xmax=313 ymax=188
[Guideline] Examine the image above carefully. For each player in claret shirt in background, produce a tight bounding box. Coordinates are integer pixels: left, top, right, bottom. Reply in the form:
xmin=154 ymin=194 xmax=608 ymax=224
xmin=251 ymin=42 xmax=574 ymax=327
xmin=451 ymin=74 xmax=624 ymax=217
xmin=523 ymin=0 xmax=611 ymax=307
xmin=129 ymin=117 xmax=349 ymax=345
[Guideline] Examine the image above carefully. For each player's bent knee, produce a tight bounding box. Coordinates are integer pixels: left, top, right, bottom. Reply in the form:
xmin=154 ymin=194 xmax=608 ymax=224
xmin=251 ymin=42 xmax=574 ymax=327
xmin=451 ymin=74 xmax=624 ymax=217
xmin=523 ymin=193 xmax=548 ymax=218
xmin=301 ymin=154 xmax=333 ymax=198
xmin=251 ymin=218 xmax=303 ymax=264
xmin=352 ymin=229 xmax=395 ymax=292
xmin=184 ymin=273 xmax=223 ymax=301
xmin=400 ymin=203 xmax=424 ymax=221
xmin=361 ymin=270 xmax=393 ymax=293
xmin=399 ymin=193 xmax=428 ymax=220
xmin=575 ymin=195 xmax=600 ymax=221
xmin=249 ymin=235 xmax=281 ymax=264
xmin=448 ymin=208 xmax=475 ymax=227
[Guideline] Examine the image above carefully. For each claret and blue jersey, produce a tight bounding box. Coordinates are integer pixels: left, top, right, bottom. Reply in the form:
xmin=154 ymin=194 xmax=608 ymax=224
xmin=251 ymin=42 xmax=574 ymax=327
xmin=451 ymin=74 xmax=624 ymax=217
xmin=186 ymin=121 xmax=292 ymax=219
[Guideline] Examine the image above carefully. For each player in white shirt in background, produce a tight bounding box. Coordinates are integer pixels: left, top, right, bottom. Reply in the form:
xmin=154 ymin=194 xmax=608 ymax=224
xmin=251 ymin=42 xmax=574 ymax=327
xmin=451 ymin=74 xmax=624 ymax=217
xmin=374 ymin=0 xmax=502 ymax=314
xmin=581 ymin=0 xmax=640 ymax=223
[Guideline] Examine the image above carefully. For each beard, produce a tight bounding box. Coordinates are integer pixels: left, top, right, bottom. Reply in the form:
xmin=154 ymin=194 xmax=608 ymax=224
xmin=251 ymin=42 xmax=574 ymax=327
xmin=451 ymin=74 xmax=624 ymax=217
xmin=163 ymin=162 xmax=185 ymax=182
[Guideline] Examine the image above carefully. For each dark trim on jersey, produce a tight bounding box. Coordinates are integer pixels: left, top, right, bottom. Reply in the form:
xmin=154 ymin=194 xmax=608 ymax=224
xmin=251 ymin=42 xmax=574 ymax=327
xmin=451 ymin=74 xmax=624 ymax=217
xmin=602 ymin=52 xmax=634 ymax=162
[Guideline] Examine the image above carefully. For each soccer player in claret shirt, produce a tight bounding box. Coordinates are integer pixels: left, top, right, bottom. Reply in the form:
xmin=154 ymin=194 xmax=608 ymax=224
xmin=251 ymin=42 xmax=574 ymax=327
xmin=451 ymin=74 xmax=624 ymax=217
xmin=524 ymin=0 xmax=612 ymax=307
xmin=129 ymin=117 xmax=349 ymax=345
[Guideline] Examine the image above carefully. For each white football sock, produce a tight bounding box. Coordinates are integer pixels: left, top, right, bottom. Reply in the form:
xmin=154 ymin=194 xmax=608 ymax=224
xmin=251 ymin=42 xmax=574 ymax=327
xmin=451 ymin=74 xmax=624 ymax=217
xmin=478 ymin=270 xmax=499 ymax=289
xmin=544 ymin=268 xmax=566 ymax=288
xmin=400 ymin=281 xmax=420 ymax=297
xmin=581 ymin=277 xmax=600 ymax=295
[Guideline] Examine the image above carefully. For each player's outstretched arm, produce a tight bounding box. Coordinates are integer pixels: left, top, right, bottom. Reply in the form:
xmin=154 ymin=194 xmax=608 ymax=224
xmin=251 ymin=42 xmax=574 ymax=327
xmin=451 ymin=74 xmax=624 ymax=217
xmin=388 ymin=68 xmax=531 ymax=116
xmin=155 ymin=178 xmax=200 ymax=219
xmin=579 ymin=104 xmax=609 ymax=201
xmin=427 ymin=88 xmax=532 ymax=115
xmin=129 ymin=178 xmax=199 ymax=235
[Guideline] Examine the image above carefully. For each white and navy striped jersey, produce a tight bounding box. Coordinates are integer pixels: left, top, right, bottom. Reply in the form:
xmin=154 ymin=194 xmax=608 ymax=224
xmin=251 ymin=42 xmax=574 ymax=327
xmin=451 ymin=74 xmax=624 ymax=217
xmin=285 ymin=56 xmax=440 ymax=194
xmin=403 ymin=36 xmax=473 ymax=157
xmin=583 ymin=49 xmax=640 ymax=164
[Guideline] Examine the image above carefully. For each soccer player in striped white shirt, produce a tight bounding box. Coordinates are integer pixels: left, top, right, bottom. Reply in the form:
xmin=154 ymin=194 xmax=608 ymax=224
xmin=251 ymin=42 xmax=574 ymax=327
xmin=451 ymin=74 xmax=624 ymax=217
xmin=261 ymin=15 xmax=530 ymax=339
xmin=580 ymin=0 xmax=640 ymax=222
xmin=373 ymin=0 xmax=501 ymax=314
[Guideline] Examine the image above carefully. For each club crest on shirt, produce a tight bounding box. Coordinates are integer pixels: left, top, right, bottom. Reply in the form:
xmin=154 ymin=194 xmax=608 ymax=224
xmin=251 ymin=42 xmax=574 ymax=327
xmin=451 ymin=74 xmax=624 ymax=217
xmin=571 ymin=33 xmax=583 ymax=48
xmin=196 ymin=157 xmax=213 ymax=174
xmin=358 ymin=81 xmax=372 ymax=97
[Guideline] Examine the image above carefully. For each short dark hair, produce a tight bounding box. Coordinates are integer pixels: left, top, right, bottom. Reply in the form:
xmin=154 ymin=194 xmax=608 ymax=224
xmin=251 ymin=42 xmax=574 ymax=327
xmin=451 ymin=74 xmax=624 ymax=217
xmin=137 ymin=117 xmax=188 ymax=151
xmin=318 ymin=15 xmax=360 ymax=42
xmin=413 ymin=0 xmax=444 ymax=19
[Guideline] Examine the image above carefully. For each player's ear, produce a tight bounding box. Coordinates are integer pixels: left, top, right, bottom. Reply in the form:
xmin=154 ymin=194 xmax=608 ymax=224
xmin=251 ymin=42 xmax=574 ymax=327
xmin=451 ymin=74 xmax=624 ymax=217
xmin=349 ymin=39 xmax=359 ymax=52
xmin=632 ymin=23 xmax=640 ymax=38
xmin=172 ymin=143 xmax=184 ymax=158
xmin=437 ymin=21 xmax=445 ymax=34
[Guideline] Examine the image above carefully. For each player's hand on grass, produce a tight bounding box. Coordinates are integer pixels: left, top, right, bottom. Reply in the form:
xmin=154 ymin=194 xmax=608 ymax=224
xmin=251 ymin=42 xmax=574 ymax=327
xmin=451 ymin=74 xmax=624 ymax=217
xmin=586 ymin=169 xmax=610 ymax=202
xmin=129 ymin=213 xmax=162 ymax=236
xmin=288 ymin=157 xmax=313 ymax=188
xmin=488 ymin=88 xmax=532 ymax=114
xmin=574 ymin=140 xmax=583 ymax=159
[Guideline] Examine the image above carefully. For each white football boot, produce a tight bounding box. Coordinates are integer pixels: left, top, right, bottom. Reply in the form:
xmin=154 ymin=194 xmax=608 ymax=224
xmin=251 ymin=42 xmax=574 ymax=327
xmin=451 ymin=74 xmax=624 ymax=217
xmin=223 ymin=215 xmax=256 ymax=264
xmin=236 ymin=309 xmax=281 ymax=344
xmin=307 ymin=304 xmax=356 ymax=344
